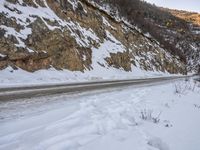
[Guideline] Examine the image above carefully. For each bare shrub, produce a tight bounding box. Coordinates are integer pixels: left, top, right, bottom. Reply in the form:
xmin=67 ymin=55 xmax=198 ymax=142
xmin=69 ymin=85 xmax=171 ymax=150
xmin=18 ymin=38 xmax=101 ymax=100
xmin=140 ymin=109 xmax=161 ymax=123
xmin=194 ymin=104 xmax=200 ymax=109
xmin=174 ymin=79 xmax=199 ymax=95
xmin=174 ymin=83 xmax=187 ymax=94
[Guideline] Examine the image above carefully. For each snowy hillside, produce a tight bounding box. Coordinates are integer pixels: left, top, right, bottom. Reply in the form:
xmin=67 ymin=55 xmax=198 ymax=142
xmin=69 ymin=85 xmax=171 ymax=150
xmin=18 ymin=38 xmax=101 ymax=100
xmin=93 ymin=0 xmax=200 ymax=73
xmin=0 ymin=0 xmax=187 ymax=85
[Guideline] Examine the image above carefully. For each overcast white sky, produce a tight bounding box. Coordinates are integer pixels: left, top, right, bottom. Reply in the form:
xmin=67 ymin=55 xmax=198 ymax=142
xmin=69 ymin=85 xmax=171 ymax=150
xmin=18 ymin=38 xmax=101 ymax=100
xmin=145 ymin=0 xmax=200 ymax=13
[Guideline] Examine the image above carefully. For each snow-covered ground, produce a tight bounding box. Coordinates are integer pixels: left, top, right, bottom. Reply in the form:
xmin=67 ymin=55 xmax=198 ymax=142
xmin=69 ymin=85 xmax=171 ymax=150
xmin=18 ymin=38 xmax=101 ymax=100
xmin=0 ymin=78 xmax=200 ymax=150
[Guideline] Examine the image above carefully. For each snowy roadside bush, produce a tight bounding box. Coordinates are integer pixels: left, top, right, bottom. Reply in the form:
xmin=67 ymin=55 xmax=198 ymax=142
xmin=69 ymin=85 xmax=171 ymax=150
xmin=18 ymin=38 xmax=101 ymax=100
xmin=140 ymin=109 xmax=161 ymax=123
xmin=194 ymin=104 xmax=200 ymax=109
xmin=174 ymin=79 xmax=200 ymax=95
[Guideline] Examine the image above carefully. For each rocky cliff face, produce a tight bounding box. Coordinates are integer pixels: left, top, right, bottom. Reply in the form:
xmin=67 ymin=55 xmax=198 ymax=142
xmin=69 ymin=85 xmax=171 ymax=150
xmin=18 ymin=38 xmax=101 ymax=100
xmin=0 ymin=0 xmax=186 ymax=75
xmin=92 ymin=0 xmax=200 ymax=73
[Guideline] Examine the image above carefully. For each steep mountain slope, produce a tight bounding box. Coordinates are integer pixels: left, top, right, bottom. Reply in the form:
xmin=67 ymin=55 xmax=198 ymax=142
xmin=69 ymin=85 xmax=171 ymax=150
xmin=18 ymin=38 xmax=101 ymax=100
xmin=0 ymin=0 xmax=186 ymax=80
xmin=164 ymin=8 xmax=200 ymax=73
xmin=93 ymin=0 xmax=200 ymax=73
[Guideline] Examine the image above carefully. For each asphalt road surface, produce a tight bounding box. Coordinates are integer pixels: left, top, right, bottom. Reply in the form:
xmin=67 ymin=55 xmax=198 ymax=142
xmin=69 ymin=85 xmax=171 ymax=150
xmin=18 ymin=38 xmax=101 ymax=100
xmin=0 ymin=76 xmax=189 ymax=101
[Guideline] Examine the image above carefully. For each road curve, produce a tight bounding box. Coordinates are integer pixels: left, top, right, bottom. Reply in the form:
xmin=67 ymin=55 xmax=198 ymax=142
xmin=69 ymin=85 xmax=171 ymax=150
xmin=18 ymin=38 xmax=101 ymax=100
xmin=0 ymin=76 xmax=188 ymax=101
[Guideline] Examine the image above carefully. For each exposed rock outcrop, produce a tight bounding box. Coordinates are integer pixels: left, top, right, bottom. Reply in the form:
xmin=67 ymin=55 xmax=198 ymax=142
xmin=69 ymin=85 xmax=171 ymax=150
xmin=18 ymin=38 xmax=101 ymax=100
xmin=0 ymin=0 xmax=187 ymax=74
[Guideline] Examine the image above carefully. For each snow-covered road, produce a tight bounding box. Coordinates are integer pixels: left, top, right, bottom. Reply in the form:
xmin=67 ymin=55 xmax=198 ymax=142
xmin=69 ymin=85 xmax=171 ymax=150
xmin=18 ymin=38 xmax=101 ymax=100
xmin=0 ymin=76 xmax=185 ymax=101
xmin=0 ymin=78 xmax=200 ymax=150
